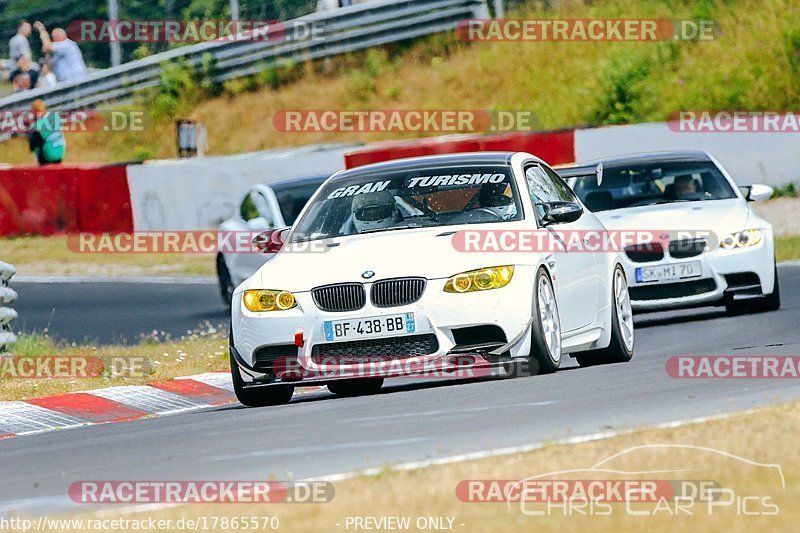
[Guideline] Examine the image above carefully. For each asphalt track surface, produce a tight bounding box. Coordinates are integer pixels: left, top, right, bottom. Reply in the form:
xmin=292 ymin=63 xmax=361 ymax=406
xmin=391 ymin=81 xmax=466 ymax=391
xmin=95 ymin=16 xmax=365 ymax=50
xmin=12 ymin=278 xmax=225 ymax=344
xmin=2 ymin=264 xmax=800 ymax=514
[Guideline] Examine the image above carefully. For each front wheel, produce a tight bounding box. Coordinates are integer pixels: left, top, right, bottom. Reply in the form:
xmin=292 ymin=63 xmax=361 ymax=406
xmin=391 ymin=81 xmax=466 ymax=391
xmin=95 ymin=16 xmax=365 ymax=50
xmin=576 ymin=265 xmax=634 ymax=367
xmin=520 ymin=267 xmax=562 ymax=376
xmin=230 ymin=351 xmax=294 ymax=407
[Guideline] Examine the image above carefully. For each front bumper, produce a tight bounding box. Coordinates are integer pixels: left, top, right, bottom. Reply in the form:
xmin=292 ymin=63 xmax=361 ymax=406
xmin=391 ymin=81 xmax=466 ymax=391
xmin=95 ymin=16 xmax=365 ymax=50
xmin=231 ymin=268 xmax=536 ymax=386
xmin=623 ymin=239 xmax=775 ymax=312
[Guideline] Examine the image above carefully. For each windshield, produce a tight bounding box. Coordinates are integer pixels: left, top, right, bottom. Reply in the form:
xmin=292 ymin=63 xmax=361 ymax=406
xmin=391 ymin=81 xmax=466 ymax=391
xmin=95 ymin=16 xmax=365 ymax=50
xmin=569 ymin=160 xmax=737 ymax=212
xmin=272 ymin=181 xmax=325 ymax=225
xmin=290 ymin=165 xmax=522 ymax=242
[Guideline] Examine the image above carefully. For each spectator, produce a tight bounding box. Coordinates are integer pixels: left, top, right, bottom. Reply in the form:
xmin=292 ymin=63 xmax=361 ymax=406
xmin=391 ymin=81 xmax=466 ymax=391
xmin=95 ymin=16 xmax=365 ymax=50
xmin=25 ymin=99 xmax=65 ymax=166
xmin=34 ymin=22 xmax=87 ymax=82
xmin=9 ymin=56 xmax=39 ymax=91
xmin=9 ymin=20 xmax=33 ymax=64
xmin=36 ymin=60 xmax=57 ymax=89
xmin=316 ymin=0 xmax=340 ymax=11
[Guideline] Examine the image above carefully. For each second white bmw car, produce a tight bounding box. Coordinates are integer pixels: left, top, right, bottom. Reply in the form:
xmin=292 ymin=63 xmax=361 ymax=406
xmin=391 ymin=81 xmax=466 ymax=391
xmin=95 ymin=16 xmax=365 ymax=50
xmin=230 ymin=152 xmax=634 ymax=407
xmin=559 ymin=151 xmax=779 ymax=314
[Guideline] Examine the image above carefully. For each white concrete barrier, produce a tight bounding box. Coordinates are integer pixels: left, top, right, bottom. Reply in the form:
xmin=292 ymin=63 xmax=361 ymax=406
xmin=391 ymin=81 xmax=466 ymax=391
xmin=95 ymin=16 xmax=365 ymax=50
xmin=575 ymin=123 xmax=800 ymax=186
xmin=126 ymin=143 xmax=359 ymax=231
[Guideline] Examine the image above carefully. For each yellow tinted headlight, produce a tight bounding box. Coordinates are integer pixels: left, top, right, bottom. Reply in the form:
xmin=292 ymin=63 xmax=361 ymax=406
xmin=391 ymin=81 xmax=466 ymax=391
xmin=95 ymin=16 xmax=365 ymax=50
xmin=444 ymin=266 xmax=514 ymax=293
xmin=720 ymin=229 xmax=763 ymax=250
xmin=243 ymin=289 xmax=296 ymax=312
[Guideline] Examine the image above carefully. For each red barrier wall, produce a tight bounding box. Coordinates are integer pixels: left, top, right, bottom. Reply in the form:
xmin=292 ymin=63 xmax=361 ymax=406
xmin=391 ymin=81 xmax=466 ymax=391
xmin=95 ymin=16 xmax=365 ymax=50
xmin=344 ymin=129 xmax=576 ymax=169
xmin=0 ymin=164 xmax=133 ymax=236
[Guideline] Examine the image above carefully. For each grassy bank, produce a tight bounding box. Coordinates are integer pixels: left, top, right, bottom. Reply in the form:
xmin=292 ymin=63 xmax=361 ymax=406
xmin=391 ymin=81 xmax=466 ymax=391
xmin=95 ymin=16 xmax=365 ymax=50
xmin=0 ymin=235 xmax=215 ymax=277
xmin=0 ymin=0 xmax=797 ymax=164
xmin=1 ymin=329 xmax=229 ymax=401
xmin=39 ymin=398 xmax=800 ymax=532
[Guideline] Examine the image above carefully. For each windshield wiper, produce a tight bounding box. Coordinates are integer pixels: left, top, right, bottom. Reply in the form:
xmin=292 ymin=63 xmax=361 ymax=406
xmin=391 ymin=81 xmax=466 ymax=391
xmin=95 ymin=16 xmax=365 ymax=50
xmin=360 ymin=223 xmax=425 ymax=234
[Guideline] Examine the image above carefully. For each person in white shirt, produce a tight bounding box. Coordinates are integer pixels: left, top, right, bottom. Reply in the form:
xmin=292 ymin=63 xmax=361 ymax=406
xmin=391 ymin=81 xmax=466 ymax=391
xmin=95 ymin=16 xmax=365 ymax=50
xmin=36 ymin=61 xmax=57 ymax=89
xmin=9 ymin=20 xmax=33 ymax=70
xmin=34 ymin=22 xmax=87 ymax=83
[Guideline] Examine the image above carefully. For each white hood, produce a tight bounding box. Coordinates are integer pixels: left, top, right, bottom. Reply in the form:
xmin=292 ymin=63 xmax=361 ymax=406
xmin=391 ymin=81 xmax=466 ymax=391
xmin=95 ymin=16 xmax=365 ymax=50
xmin=595 ymin=199 xmax=752 ymax=235
xmin=257 ymin=224 xmax=536 ymax=292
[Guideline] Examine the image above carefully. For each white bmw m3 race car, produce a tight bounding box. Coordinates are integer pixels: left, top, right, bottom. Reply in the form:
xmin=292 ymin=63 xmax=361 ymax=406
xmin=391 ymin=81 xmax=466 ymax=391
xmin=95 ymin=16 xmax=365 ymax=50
xmin=559 ymin=151 xmax=780 ymax=314
xmin=229 ymin=152 xmax=634 ymax=407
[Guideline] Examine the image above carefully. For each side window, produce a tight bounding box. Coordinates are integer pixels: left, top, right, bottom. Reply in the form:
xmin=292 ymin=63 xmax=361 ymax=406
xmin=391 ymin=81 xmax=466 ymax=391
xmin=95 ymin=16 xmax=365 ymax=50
xmin=239 ymin=191 xmax=274 ymax=227
xmin=541 ymin=165 xmax=576 ymax=202
xmin=525 ymin=164 xmax=576 ymax=220
xmin=252 ymin=192 xmax=274 ymax=228
xmin=239 ymin=192 xmax=259 ymax=221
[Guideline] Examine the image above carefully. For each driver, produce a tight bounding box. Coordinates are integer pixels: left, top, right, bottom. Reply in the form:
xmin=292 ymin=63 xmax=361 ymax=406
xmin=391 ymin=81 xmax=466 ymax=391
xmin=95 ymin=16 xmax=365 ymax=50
xmin=351 ymin=191 xmax=402 ymax=233
xmin=672 ymin=175 xmax=697 ymax=198
xmin=477 ymin=182 xmax=516 ymax=219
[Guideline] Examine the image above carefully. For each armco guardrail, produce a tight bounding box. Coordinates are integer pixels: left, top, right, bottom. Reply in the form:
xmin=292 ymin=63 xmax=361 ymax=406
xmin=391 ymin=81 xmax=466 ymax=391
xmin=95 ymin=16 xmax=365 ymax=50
xmin=0 ymin=261 xmax=17 ymax=353
xmin=0 ymin=0 xmax=489 ymax=112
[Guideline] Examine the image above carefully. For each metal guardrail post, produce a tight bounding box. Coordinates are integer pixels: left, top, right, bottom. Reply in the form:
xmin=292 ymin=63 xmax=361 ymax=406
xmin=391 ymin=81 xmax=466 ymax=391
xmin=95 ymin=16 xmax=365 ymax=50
xmin=0 ymin=261 xmax=17 ymax=354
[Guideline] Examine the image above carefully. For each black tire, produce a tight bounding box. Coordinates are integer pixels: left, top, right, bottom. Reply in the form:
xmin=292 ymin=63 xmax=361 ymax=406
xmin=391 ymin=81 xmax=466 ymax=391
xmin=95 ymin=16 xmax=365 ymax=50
xmin=726 ymin=264 xmax=781 ymax=314
xmin=327 ymin=378 xmax=384 ymax=397
xmin=217 ymin=254 xmax=235 ymax=310
xmin=230 ymin=350 xmax=294 ymax=407
xmin=522 ymin=267 xmax=561 ymax=376
xmin=576 ymin=265 xmax=634 ymax=367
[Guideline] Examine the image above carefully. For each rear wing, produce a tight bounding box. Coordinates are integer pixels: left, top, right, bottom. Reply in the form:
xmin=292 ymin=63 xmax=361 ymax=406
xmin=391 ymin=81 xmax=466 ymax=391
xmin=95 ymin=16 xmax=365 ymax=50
xmin=556 ymin=163 xmax=604 ymax=187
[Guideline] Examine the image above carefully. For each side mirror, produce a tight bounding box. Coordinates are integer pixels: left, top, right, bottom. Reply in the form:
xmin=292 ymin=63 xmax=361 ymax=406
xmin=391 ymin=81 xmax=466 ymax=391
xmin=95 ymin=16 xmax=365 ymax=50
xmin=252 ymin=228 xmax=288 ymax=254
xmin=741 ymin=184 xmax=773 ymax=202
xmin=540 ymin=201 xmax=583 ymax=225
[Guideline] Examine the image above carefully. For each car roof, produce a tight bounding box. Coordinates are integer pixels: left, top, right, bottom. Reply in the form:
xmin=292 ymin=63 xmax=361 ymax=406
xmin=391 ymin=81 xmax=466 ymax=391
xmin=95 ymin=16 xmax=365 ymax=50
xmin=332 ymin=152 xmax=517 ymax=180
xmin=267 ymin=175 xmax=329 ymax=192
xmin=557 ymin=150 xmax=713 ymax=176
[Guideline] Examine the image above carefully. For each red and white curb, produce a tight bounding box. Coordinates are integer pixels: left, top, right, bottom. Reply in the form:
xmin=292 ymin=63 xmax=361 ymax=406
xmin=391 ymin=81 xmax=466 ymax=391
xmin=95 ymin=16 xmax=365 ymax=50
xmin=0 ymin=372 xmax=323 ymax=440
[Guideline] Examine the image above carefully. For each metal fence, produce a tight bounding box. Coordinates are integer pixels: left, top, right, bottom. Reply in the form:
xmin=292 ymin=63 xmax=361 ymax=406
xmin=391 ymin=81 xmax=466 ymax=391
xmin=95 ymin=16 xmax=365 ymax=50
xmin=0 ymin=0 xmax=489 ymax=112
xmin=0 ymin=261 xmax=17 ymax=353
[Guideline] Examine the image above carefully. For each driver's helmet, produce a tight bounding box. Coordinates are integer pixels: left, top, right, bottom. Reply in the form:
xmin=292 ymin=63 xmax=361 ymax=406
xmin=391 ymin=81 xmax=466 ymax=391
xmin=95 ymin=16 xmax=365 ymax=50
xmin=478 ymin=183 xmax=516 ymax=220
xmin=351 ymin=191 xmax=401 ymax=233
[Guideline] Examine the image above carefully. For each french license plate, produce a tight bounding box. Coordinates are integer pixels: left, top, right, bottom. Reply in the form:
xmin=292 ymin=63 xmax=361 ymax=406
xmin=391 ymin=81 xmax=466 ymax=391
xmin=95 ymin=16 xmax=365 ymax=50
xmin=323 ymin=313 xmax=415 ymax=341
xmin=635 ymin=261 xmax=702 ymax=284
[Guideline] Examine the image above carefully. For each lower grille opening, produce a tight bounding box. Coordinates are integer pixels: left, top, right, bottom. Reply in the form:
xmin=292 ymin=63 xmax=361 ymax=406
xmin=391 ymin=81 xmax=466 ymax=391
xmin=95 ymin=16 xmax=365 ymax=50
xmin=253 ymin=344 xmax=297 ymax=373
xmin=451 ymin=325 xmax=507 ymax=348
xmin=311 ymin=334 xmax=438 ymax=364
xmin=724 ymin=272 xmax=761 ymax=289
xmin=629 ymin=279 xmax=717 ymax=301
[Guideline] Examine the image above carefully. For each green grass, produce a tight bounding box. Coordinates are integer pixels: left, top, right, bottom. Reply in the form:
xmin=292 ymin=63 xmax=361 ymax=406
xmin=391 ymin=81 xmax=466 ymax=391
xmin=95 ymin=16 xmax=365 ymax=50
xmin=0 ymin=236 xmax=215 ymax=277
xmin=772 ymin=182 xmax=799 ymax=198
xmin=3 ymin=329 xmax=229 ymax=401
xmin=776 ymin=235 xmax=800 ymax=262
